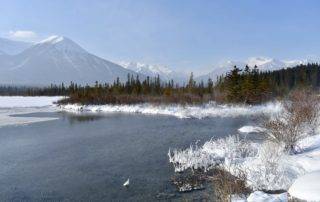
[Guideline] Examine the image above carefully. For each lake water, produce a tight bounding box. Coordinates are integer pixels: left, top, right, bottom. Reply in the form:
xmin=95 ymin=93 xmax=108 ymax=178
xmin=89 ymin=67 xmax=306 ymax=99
xmin=0 ymin=110 xmax=258 ymax=201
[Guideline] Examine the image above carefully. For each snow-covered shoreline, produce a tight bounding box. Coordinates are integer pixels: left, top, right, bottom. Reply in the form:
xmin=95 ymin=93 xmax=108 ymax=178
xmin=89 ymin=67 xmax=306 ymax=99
xmin=168 ymin=127 xmax=320 ymax=201
xmin=60 ymin=101 xmax=282 ymax=119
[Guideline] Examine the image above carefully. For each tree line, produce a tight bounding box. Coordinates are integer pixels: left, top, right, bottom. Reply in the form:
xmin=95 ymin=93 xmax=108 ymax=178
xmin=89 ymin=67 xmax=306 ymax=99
xmin=215 ymin=63 xmax=320 ymax=104
xmin=1 ymin=63 xmax=320 ymax=105
xmin=60 ymin=74 xmax=215 ymax=104
xmin=0 ymin=84 xmax=69 ymax=96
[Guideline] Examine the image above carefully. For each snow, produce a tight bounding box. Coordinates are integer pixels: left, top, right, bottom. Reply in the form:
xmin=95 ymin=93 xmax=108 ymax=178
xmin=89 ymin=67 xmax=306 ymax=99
xmin=168 ymin=114 xmax=320 ymax=201
xmin=0 ymin=37 xmax=31 ymax=55
xmin=60 ymin=101 xmax=282 ymax=119
xmin=0 ymin=36 xmax=137 ymax=85
xmin=0 ymin=108 xmax=58 ymax=127
xmin=119 ymin=61 xmax=188 ymax=83
xmin=119 ymin=61 xmax=173 ymax=75
xmin=231 ymin=195 xmax=247 ymax=202
xmin=288 ymin=171 xmax=320 ymax=201
xmin=287 ymin=135 xmax=320 ymax=201
xmin=38 ymin=35 xmax=64 ymax=44
xmin=197 ymin=56 xmax=314 ymax=82
xmin=238 ymin=125 xmax=265 ymax=133
xmin=168 ymin=133 xmax=320 ymax=191
xmin=0 ymin=96 xmax=63 ymax=108
xmin=0 ymin=96 xmax=63 ymax=127
xmin=247 ymin=191 xmax=287 ymax=202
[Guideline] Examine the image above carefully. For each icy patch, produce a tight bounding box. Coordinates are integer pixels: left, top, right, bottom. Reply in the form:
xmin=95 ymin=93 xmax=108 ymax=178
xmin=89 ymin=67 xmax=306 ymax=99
xmin=61 ymin=101 xmax=282 ymax=119
xmin=0 ymin=96 xmax=64 ymax=108
xmin=238 ymin=126 xmax=266 ymax=133
xmin=0 ymin=108 xmax=58 ymax=128
xmin=0 ymin=96 xmax=63 ymax=127
xmin=247 ymin=191 xmax=287 ymax=202
xmin=231 ymin=195 xmax=247 ymax=202
xmin=288 ymin=171 xmax=320 ymax=201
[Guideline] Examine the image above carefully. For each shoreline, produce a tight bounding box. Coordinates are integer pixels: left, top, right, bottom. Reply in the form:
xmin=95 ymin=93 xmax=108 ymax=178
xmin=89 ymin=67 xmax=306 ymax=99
xmin=58 ymin=101 xmax=282 ymax=119
xmin=168 ymin=125 xmax=320 ymax=201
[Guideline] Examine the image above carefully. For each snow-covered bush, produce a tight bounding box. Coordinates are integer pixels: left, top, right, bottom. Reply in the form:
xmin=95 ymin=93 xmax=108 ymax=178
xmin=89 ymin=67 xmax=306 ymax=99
xmin=168 ymin=135 xmax=303 ymax=191
xmin=168 ymin=135 xmax=257 ymax=172
xmin=241 ymin=141 xmax=300 ymax=190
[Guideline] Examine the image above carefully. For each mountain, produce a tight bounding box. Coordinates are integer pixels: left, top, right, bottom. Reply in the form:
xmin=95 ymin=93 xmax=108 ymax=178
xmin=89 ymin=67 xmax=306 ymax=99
xmin=119 ymin=61 xmax=188 ymax=84
xmin=0 ymin=37 xmax=31 ymax=55
xmin=196 ymin=60 xmax=245 ymax=82
xmin=0 ymin=36 xmax=142 ymax=85
xmin=196 ymin=57 xmax=313 ymax=82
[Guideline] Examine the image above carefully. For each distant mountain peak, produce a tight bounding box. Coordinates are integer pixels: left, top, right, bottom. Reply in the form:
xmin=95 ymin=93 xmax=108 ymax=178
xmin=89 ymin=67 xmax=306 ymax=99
xmin=246 ymin=57 xmax=281 ymax=68
xmin=0 ymin=36 xmax=140 ymax=85
xmin=196 ymin=56 xmax=320 ymax=82
xmin=120 ymin=61 xmax=173 ymax=75
xmin=118 ymin=61 xmax=188 ymax=83
xmin=34 ymin=35 xmax=86 ymax=54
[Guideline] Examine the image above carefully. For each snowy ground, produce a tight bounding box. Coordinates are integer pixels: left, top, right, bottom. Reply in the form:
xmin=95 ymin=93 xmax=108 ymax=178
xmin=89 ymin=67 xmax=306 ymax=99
xmin=0 ymin=96 xmax=63 ymax=108
xmin=168 ymin=124 xmax=320 ymax=201
xmin=60 ymin=101 xmax=282 ymax=119
xmin=0 ymin=96 xmax=64 ymax=127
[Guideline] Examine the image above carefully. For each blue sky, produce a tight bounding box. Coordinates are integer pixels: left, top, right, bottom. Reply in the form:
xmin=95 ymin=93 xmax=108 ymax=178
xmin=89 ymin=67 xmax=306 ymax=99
xmin=1 ymin=0 xmax=320 ymax=74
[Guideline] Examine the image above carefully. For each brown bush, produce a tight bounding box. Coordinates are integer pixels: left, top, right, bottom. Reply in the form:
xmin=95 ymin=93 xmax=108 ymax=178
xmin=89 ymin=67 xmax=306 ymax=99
xmin=264 ymin=89 xmax=320 ymax=152
xmin=210 ymin=167 xmax=250 ymax=202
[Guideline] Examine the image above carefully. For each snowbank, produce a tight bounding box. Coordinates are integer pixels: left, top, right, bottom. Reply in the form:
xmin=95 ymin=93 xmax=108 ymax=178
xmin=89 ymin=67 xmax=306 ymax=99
xmin=0 ymin=96 xmax=64 ymax=108
xmin=61 ymin=101 xmax=282 ymax=119
xmin=169 ymin=130 xmax=320 ymax=200
xmin=247 ymin=191 xmax=287 ymax=202
xmin=288 ymin=171 xmax=320 ymax=201
xmin=286 ymin=135 xmax=320 ymax=201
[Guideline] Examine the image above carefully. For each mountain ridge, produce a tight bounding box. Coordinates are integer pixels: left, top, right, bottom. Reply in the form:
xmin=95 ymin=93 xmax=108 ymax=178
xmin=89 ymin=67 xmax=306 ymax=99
xmin=196 ymin=57 xmax=318 ymax=82
xmin=118 ymin=61 xmax=188 ymax=84
xmin=0 ymin=37 xmax=32 ymax=55
xmin=0 ymin=36 xmax=142 ymax=85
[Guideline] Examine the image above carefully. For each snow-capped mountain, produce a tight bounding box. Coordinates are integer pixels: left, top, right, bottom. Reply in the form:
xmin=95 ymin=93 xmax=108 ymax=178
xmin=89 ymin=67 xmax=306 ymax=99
xmin=196 ymin=57 xmax=315 ymax=82
xmin=196 ymin=60 xmax=246 ymax=82
xmin=119 ymin=61 xmax=188 ymax=83
xmin=246 ymin=57 xmax=303 ymax=71
xmin=0 ymin=37 xmax=31 ymax=55
xmin=0 ymin=36 xmax=141 ymax=85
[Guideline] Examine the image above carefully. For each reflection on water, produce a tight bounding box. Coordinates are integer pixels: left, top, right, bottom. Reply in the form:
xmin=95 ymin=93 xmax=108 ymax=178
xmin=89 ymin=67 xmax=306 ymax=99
xmin=0 ymin=111 xmax=258 ymax=201
xmin=61 ymin=112 xmax=105 ymax=124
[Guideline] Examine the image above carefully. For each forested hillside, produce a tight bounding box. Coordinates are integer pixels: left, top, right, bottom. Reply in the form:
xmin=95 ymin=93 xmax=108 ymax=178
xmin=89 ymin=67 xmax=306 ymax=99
xmin=215 ymin=63 xmax=320 ymax=104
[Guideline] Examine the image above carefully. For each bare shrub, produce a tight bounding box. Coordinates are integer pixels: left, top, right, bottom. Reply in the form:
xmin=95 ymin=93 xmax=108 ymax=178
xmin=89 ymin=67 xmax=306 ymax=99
xmin=211 ymin=167 xmax=250 ymax=202
xmin=264 ymin=89 xmax=320 ymax=152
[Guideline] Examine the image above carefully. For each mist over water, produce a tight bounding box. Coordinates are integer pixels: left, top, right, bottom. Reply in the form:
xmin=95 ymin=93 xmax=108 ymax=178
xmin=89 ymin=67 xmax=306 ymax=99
xmin=0 ymin=110 xmax=258 ymax=201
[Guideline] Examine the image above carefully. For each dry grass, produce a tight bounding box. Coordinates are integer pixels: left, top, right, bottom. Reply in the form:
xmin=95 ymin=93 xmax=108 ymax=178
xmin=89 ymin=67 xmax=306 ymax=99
xmin=210 ymin=167 xmax=251 ymax=202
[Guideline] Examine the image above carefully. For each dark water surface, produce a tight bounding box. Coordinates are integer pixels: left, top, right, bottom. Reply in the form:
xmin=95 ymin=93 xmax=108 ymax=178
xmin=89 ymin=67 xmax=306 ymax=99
xmin=0 ymin=111 xmax=257 ymax=201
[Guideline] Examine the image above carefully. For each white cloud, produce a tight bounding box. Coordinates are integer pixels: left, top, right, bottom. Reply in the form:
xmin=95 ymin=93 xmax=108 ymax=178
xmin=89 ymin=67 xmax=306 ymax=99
xmin=8 ymin=30 xmax=37 ymax=41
